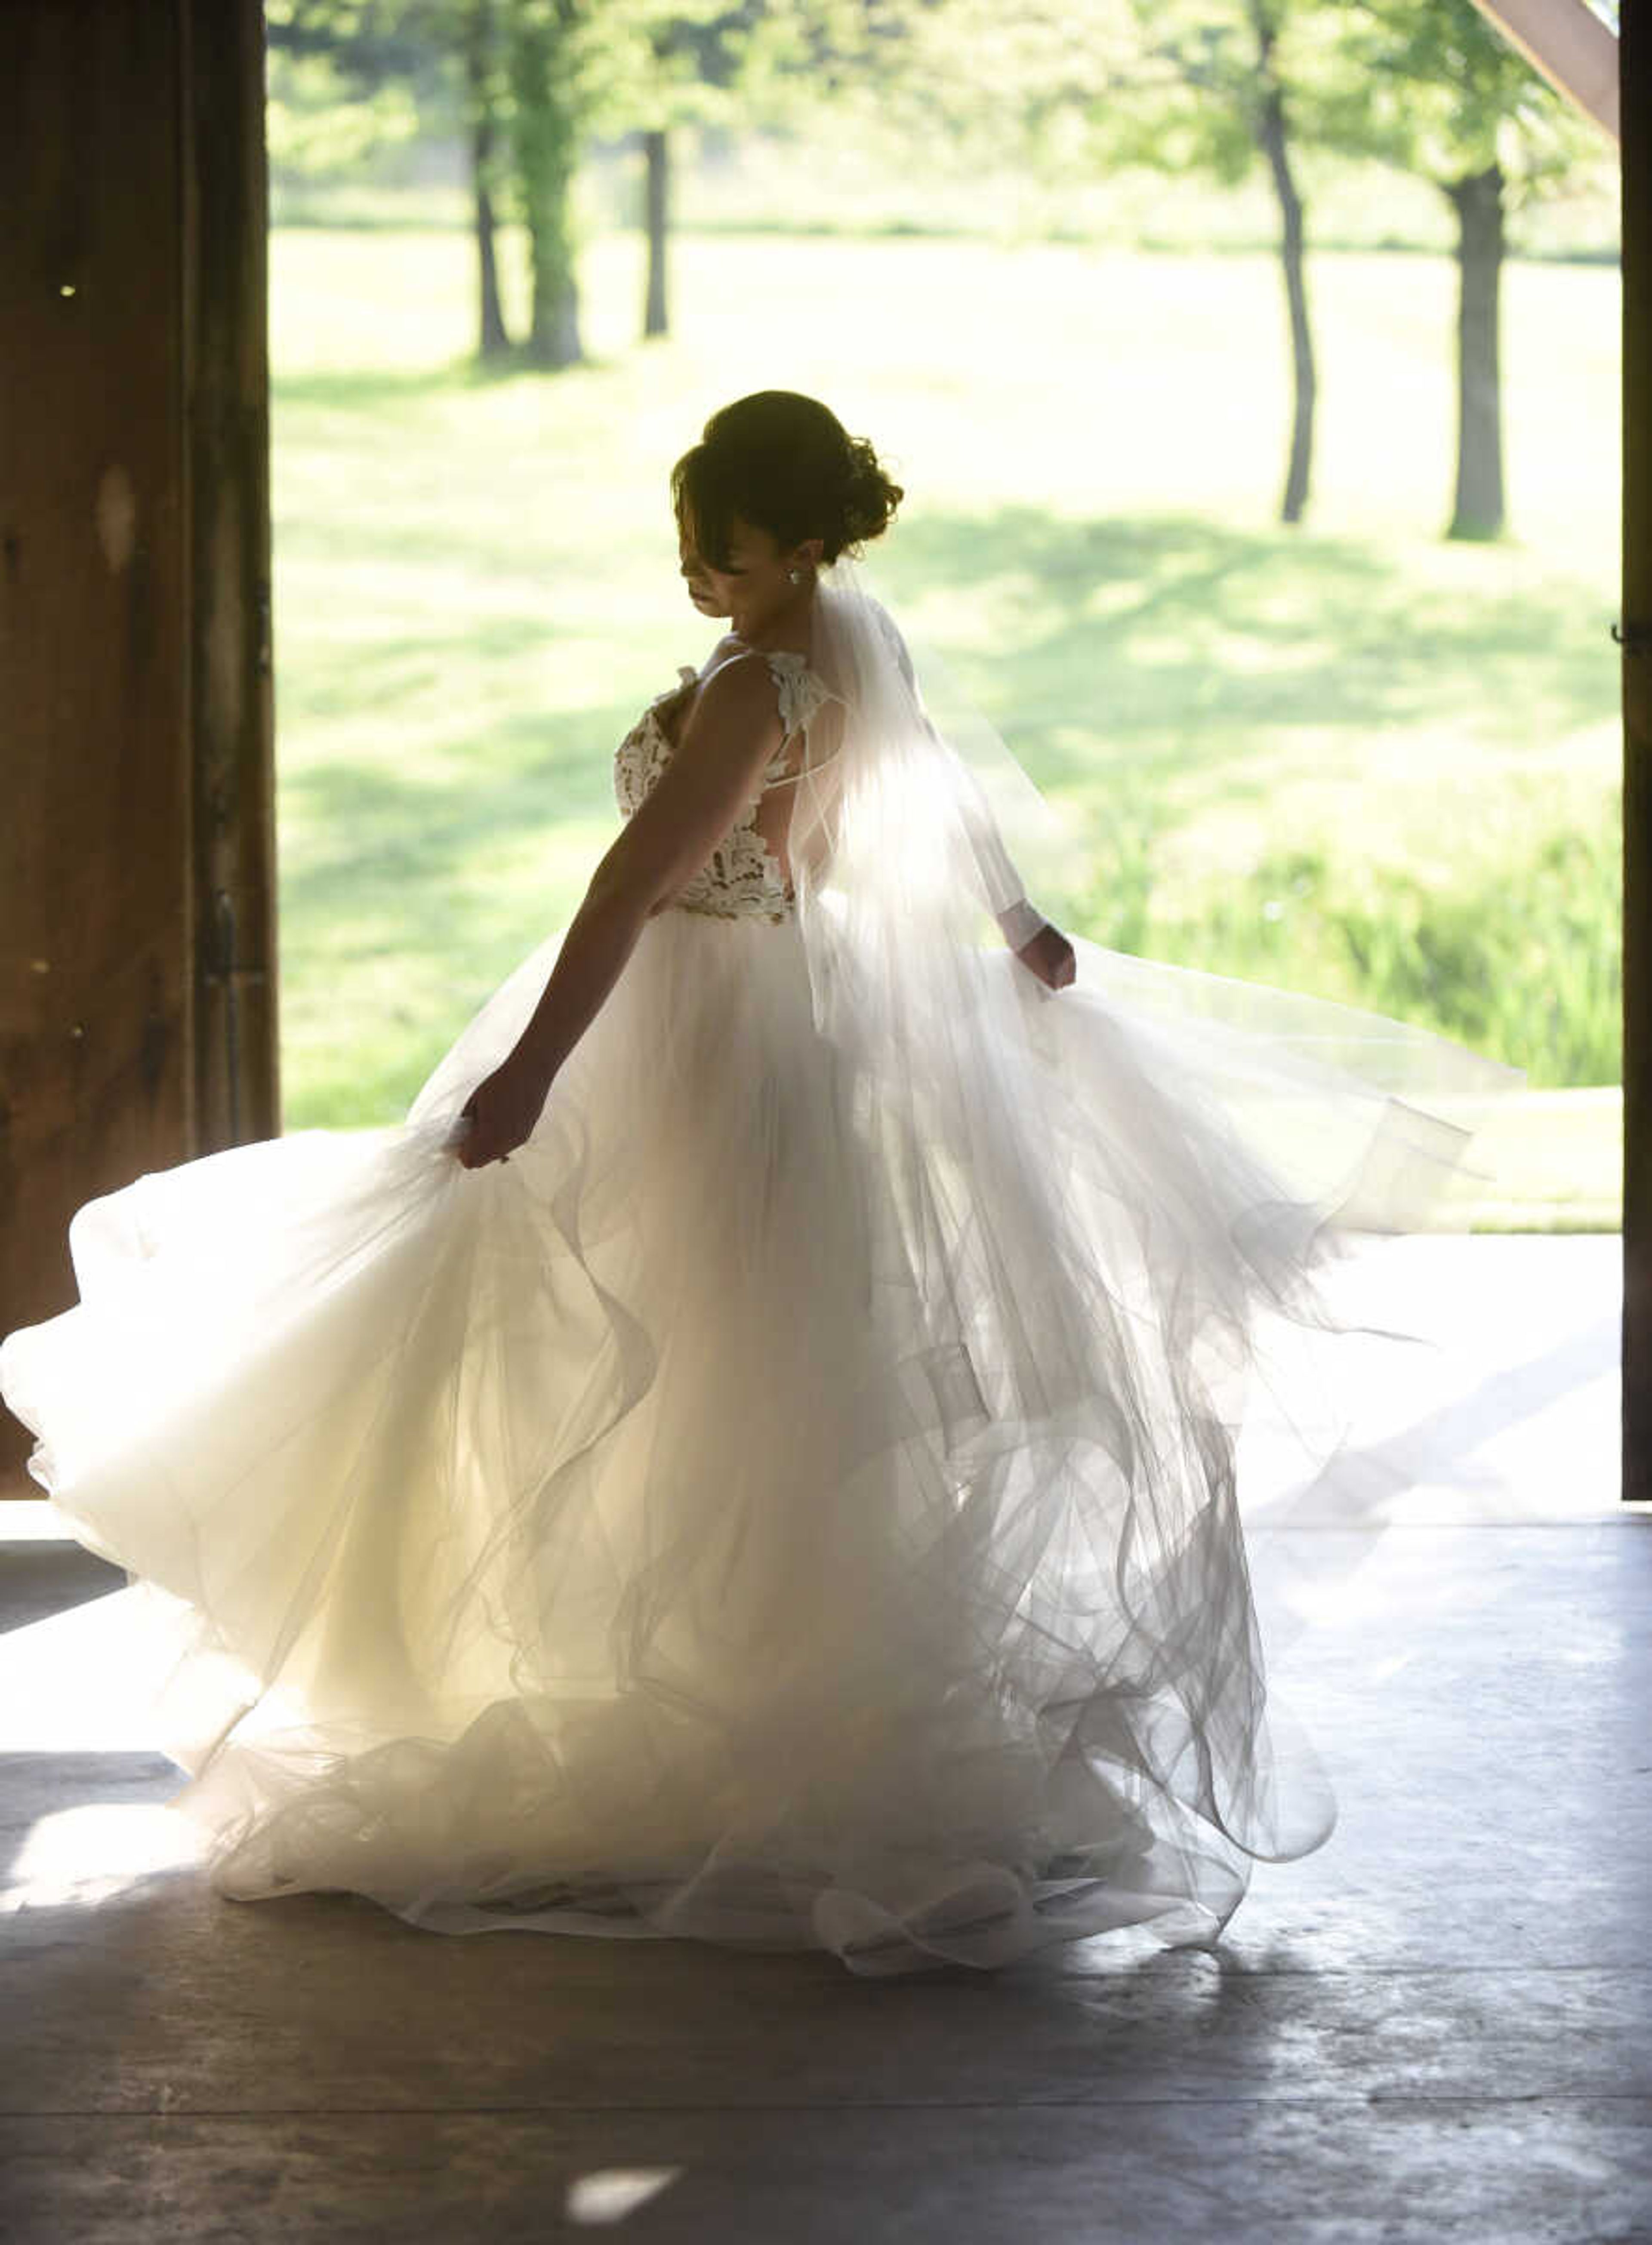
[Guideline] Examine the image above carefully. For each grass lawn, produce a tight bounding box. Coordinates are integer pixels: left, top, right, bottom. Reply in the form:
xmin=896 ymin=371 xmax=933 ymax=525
xmin=269 ymin=223 xmax=1622 ymax=1227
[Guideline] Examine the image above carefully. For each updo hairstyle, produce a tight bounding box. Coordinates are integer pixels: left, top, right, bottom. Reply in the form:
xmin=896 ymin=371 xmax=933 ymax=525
xmin=672 ymin=391 xmax=903 ymax=570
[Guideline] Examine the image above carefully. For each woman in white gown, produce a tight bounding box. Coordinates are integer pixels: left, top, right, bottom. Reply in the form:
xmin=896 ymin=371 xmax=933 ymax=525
xmin=0 ymin=391 xmax=1524 ymax=1977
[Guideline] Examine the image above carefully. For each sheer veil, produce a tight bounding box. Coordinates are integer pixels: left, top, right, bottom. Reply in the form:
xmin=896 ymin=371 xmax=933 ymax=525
xmin=787 ymin=549 xmax=1523 ymax=1260
xmin=779 ymin=553 xmax=1526 ymax=1875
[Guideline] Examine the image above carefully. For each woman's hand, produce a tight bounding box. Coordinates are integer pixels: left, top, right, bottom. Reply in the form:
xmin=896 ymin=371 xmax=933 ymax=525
xmin=1014 ymin=921 xmax=1076 ymax=991
xmin=451 ymin=1051 xmax=553 ymax=1170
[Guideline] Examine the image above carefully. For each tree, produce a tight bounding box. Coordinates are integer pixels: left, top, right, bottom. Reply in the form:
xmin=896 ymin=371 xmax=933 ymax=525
xmin=813 ymin=0 xmax=1608 ymax=541
xmin=826 ymin=0 xmax=1333 ymax=527
xmin=1117 ymin=0 xmax=1327 ymax=525
xmin=265 ymin=0 xmax=612 ymax=372
xmin=587 ymin=3 xmax=804 ymax=345
xmin=266 ymin=0 xmax=515 ymax=361
xmin=479 ymin=0 xmax=773 ymax=365
xmin=267 ymin=0 xmax=832 ymax=365
xmin=462 ymin=0 xmax=513 ymax=357
xmin=1331 ymin=0 xmax=1609 ymax=539
xmin=624 ymin=6 xmax=756 ymax=342
xmin=505 ymin=0 xmax=590 ymax=366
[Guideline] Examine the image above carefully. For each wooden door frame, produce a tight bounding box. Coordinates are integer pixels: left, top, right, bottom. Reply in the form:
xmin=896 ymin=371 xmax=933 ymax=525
xmin=1621 ymin=0 xmax=1648 ymax=1502
xmin=0 ymin=0 xmax=277 ymax=1484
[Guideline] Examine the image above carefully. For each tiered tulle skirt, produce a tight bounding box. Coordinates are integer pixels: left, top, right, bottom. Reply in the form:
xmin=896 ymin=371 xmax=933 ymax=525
xmin=0 ymin=907 xmax=1523 ymax=1973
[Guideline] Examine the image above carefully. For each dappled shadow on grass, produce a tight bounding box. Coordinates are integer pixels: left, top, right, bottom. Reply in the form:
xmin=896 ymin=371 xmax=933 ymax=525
xmin=274 ymin=493 xmax=1615 ymax=925
xmin=274 ymin=366 xmax=468 ymax=414
xmin=273 ymin=499 xmax=1618 ymax=1112
xmin=278 ymin=698 xmax=634 ymax=931
xmin=276 ymin=502 xmax=1616 ymax=884
xmin=272 ymin=348 xmax=630 ymax=418
xmin=882 ymin=506 xmax=1612 ymax=794
xmin=280 ymin=621 xmax=573 ymax=728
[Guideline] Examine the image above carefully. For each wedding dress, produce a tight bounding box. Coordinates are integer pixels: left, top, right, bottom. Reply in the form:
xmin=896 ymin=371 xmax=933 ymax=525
xmin=0 ymin=571 xmax=1526 ymax=1976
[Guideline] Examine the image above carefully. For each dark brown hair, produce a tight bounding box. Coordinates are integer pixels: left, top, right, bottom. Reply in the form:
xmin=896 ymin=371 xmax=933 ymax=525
xmin=672 ymin=391 xmax=903 ymax=570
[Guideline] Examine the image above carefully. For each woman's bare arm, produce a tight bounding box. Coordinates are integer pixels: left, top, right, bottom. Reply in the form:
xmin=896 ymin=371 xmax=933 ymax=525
xmin=505 ymin=654 xmax=784 ymax=1084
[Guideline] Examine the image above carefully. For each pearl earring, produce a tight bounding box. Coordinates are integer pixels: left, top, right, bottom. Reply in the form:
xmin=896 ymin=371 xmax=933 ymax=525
xmin=788 ymin=567 xmax=806 ymax=585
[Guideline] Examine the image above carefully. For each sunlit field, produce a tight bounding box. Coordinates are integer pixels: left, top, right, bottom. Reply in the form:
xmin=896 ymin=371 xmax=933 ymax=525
xmin=269 ymin=219 xmax=1621 ymax=1225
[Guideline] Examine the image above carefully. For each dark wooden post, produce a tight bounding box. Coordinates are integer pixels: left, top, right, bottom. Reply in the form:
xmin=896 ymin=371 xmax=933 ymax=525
xmin=0 ymin=0 xmax=278 ymax=1487
xmin=1624 ymin=2 xmax=1649 ymax=1504
xmin=183 ymin=2 xmax=280 ymax=1157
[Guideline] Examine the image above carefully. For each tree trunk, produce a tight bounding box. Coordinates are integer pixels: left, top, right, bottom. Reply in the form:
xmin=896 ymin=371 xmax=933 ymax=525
xmin=507 ymin=2 xmax=583 ymax=371
xmin=1445 ymin=163 xmax=1506 ymax=541
xmin=465 ymin=0 xmax=511 ymax=360
xmin=1249 ymin=3 xmax=1313 ymax=525
xmin=642 ymin=126 xmax=669 ymax=340
xmin=474 ymin=163 xmax=510 ymax=359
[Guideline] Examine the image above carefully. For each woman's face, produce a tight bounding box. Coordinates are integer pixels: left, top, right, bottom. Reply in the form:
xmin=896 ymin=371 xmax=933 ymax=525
xmin=678 ymin=511 xmax=817 ymax=629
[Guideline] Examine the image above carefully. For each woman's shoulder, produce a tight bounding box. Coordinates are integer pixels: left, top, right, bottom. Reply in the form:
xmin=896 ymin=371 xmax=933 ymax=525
xmin=700 ymin=637 xmax=815 ymax=694
xmin=697 ymin=637 xmax=838 ymax=727
xmin=681 ymin=647 xmax=794 ymax=746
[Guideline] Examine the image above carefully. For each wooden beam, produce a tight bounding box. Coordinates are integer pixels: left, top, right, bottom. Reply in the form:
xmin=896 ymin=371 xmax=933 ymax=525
xmin=1468 ymin=0 xmax=1621 ymax=139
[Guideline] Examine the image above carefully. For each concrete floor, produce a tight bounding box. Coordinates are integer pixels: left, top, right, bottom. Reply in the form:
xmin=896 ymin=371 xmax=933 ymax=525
xmin=0 ymin=1232 xmax=1645 ymax=2242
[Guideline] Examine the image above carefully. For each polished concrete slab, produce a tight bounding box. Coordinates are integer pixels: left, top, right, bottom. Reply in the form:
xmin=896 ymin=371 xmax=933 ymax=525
xmin=0 ymin=1234 xmax=1645 ymax=2242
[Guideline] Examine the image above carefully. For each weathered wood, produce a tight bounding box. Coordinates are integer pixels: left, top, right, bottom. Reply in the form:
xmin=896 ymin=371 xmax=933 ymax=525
xmin=0 ymin=0 xmax=277 ymax=1485
xmin=1469 ymin=0 xmax=1622 ymax=141
xmin=1624 ymin=3 xmax=1649 ymax=1503
xmin=182 ymin=1 xmax=279 ymax=1156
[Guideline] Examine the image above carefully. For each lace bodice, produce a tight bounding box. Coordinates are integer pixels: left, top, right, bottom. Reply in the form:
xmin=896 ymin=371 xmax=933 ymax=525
xmin=613 ymin=647 xmax=836 ymax=924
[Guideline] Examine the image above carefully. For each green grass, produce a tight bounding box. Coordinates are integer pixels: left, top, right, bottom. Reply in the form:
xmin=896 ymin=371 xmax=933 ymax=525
xmin=268 ymin=222 xmax=1622 ymax=1225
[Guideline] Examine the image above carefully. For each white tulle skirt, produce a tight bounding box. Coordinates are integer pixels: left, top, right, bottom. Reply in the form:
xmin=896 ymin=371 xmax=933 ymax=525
xmin=0 ymin=906 xmax=1523 ymax=1974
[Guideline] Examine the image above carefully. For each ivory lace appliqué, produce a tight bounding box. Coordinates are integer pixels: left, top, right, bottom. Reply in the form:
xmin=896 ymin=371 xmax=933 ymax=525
xmin=613 ymin=652 xmax=833 ymax=925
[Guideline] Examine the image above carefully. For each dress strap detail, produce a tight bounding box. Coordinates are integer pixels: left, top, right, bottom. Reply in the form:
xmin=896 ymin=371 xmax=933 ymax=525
xmin=756 ymin=650 xmax=834 ymax=744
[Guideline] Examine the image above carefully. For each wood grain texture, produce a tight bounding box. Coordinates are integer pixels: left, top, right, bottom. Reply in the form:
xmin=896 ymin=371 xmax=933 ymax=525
xmin=1622 ymin=5 xmax=1647 ymax=1501
xmin=0 ymin=0 xmax=277 ymax=1484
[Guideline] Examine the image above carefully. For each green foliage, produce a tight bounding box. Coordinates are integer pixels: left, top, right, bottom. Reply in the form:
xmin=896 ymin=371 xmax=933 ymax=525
xmin=1323 ymin=0 xmax=1610 ymax=196
xmin=265 ymin=0 xmax=802 ymax=356
xmin=768 ymin=1 xmax=1315 ymax=193
xmin=806 ymin=0 xmax=1612 ymax=219
xmin=266 ymin=44 xmax=425 ymax=179
xmin=264 ymin=0 xmax=473 ymax=130
xmin=491 ymin=0 xmax=781 ymax=357
xmin=1068 ymin=813 xmax=1621 ymax=1087
xmin=1106 ymin=1 xmax=1291 ymax=185
xmin=609 ymin=2 xmax=778 ymax=137
xmin=767 ymin=0 xmax=1141 ymax=174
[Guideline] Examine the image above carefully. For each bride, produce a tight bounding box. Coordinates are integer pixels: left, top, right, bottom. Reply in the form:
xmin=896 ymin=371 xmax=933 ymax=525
xmin=0 ymin=390 xmax=1523 ymax=1976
